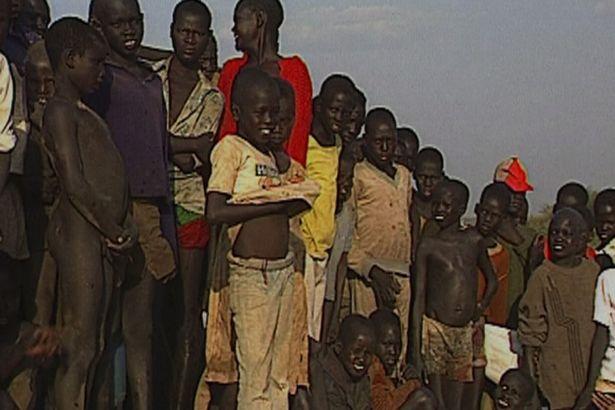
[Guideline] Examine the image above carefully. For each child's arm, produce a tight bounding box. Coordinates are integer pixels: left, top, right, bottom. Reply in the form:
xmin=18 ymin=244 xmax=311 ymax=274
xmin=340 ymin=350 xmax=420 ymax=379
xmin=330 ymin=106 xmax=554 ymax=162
xmin=574 ymin=324 xmax=608 ymax=409
xmin=476 ymin=239 xmax=498 ymax=319
xmin=206 ymin=191 xmax=286 ymax=226
xmin=410 ymin=241 xmax=429 ymax=373
xmin=44 ymin=102 xmax=124 ymax=241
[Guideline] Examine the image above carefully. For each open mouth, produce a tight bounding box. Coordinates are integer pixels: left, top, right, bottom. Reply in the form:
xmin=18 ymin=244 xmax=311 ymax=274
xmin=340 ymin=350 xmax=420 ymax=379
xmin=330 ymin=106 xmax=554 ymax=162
xmin=434 ymin=215 xmax=445 ymax=221
xmin=552 ymin=244 xmax=564 ymax=252
xmin=352 ymin=363 xmax=365 ymax=372
xmin=124 ymin=39 xmax=138 ymax=50
xmin=497 ymin=398 xmax=509 ymax=408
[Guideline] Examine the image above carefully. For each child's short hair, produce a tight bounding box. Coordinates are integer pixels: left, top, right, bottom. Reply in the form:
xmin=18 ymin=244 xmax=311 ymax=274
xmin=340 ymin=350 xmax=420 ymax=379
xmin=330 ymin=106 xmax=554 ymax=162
xmin=173 ymin=0 xmax=212 ymax=25
xmin=595 ymin=188 xmax=615 ymax=210
xmin=319 ymin=74 xmax=355 ymax=101
xmin=45 ymin=17 xmax=105 ymax=71
xmin=274 ymin=77 xmax=295 ymax=104
xmin=416 ymin=147 xmax=444 ymax=170
xmin=338 ymin=314 xmax=376 ymax=347
xmin=480 ymin=182 xmax=511 ymax=209
xmin=365 ymin=107 xmax=396 ymax=133
xmin=231 ymin=67 xmax=277 ymax=108
xmin=397 ymin=127 xmax=419 ymax=146
xmin=438 ymin=178 xmax=469 ymax=208
xmin=552 ymin=206 xmax=592 ymax=233
xmin=236 ymin=0 xmax=283 ymax=41
xmin=369 ymin=309 xmax=401 ymax=336
xmin=556 ymin=182 xmax=588 ymax=206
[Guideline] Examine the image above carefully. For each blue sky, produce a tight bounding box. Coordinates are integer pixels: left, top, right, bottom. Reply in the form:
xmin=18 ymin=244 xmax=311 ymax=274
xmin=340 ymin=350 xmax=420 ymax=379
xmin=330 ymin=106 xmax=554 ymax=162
xmin=52 ymin=0 xmax=615 ymax=210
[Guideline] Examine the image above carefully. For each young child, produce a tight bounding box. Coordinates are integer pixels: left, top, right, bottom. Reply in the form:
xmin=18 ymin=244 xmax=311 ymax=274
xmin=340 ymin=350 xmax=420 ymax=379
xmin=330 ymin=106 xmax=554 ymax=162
xmin=301 ymin=74 xmax=354 ymax=343
xmin=88 ymin=0 xmax=177 ymax=406
xmin=518 ymin=208 xmax=600 ymax=409
xmin=151 ymin=2 xmax=223 ymax=407
xmin=310 ymin=314 xmax=376 ymax=410
xmin=395 ymin=127 xmax=419 ymax=173
xmin=347 ymin=108 xmax=414 ymax=356
xmin=411 ymin=179 xmax=498 ymax=410
xmin=206 ymin=67 xmax=318 ymax=409
xmin=575 ymin=266 xmax=615 ymax=410
xmin=200 ymin=33 xmax=219 ymax=84
xmin=594 ymin=188 xmax=615 ymax=269
xmin=369 ymin=309 xmax=422 ymax=410
xmin=556 ymin=181 xmax=589 ymax=210
xmin=341 ymin=87 xmax=366 ymax=162
xmin=475 ymin=182 xmax=515 ymax=326
xmin=495 ymin=369 xmax=540 ymax=410
xmin=43 ymin=17 xmax=136 ymax=409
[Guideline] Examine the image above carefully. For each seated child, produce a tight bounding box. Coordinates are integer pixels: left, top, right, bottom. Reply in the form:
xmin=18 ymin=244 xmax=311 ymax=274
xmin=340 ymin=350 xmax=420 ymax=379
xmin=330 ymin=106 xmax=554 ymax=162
xmin=594 ymin=188 xmax=615 ymax=270
xmin=310 ymin=314 xmax=376 ymax=410
xmin=369 ymin=309 xmax=422 ymax=410
xmin=0 ymin=269 xmax=59 ymax=410
xmin=43 ymin=18 xmax=137 ymax=409
xmin=475 ymin=182 xmax=515 ymax=326
xmin=206 ymin=67 xmax=318 ymax=409
xmin=575 ymin=266 xmax=615 ymax=409
xmin=347 ymin=108 xmax=413 ymax=355
xmin=395 ymin=127 xmax=419 ymax=173
xmin=495 ymin=369 xmax=540 ymax=410
xmin=518 ymin=208 xmax=600 ymax=409
xmin=411 ymin=179 xmax=498 ymax=410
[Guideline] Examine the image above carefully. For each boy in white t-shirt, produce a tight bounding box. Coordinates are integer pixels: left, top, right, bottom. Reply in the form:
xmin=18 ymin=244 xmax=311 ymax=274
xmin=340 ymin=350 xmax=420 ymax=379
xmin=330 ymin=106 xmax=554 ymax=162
xmin=575 ymin=268 xmax=615 ymax=409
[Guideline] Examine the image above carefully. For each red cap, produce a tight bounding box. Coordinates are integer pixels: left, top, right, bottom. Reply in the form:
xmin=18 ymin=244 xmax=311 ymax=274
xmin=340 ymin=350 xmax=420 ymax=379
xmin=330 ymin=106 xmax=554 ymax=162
xmin=494 ymin=157 xmax=534 ymax=193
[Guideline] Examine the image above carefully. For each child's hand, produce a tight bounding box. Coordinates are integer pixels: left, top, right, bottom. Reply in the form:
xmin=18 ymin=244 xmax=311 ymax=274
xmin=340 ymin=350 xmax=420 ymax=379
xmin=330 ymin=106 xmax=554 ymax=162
xmin=173 ymin=154 xmax=196 ymax=173
xmin=25 ymin=327 xmax=60 ymax=361
xmin=107 ymin=221 xmax=138 ymax=253
xmin=529 ymin=235 xmax=545 ymax=269
xmin=591 ymin=392 xmax=615 ymax=410
xmin=370 ymin=266 xmax=400 ymax=310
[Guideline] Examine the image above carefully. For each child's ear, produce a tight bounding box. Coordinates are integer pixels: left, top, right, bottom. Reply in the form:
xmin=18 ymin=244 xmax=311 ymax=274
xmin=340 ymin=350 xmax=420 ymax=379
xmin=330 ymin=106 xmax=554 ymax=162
xmin=255 ymin=9 xmax=266 ymax=29
xmin=474 ymin=203 xmax=480 ymax=215
xmin=64 ymin=49 xmax=77 ymax=70
xmin=169 ymin=22 xmax=174 ymax=39
xmin=333 ymin=341 xmax=342 ymax=356
xmin=89 ymin=16 xmax=102 ymax=33
xmin=231 ymin=103 xmax=241 ymax=122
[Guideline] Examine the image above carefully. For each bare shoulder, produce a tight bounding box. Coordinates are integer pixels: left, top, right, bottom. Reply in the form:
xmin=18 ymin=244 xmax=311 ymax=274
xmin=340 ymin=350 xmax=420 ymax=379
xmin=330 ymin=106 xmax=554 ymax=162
xmin=43 ymin=99 xmax=78 ymax=131
xmin=417 ymin=235 xmax=438 ymax=255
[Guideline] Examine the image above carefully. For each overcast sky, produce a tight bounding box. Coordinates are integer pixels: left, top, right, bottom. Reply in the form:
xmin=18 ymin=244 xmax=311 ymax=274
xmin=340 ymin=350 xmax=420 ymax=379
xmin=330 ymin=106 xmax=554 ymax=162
xmin=52 ymin=0 xmax=615 ymax=211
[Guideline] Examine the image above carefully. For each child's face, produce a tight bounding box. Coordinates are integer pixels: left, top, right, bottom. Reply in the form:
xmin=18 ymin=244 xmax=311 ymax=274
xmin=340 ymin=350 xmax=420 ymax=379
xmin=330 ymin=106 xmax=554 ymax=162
xmin=18 ymin=0 xmax=49 ymax=38
xmin=508 ymin=192 xmax=525 ymax=217
xmin=475 ymin=196 xmax=507 ymax=237
xmin=236 ymin=85 xmax=279 ymax=150
xmin=171 ymin=10 xmax=211 ymax=68
xmin=232 ymin=3 xmax=258 ymax=53
xmin=68 ymin=42 xmax=107 ymax=95
xmin=432 ymin=186 xmax=464 ymax=228
xmin=26 ymin=57 xmax=54 ymax=110
xmin=375 ymin=324 xmax=401 ymax=377
xmin=341 ymin=103 xmax=365 ymax=144
xmin=338 ymin=332 xmax=374 ymax=381
xmin=316 ymin=90 xmax=353 ymax=138
xmin=495 ymin=372 xmax=532 ymax=410
xmin=270 ymin=95 xmax=294 ymax=149
xmin=364 ymin=120 xmax=397 ymax=170
xmin=336 ymin=158 xmax=354 ymax=212
xmin=548 ymin=214 xmax=587 ymax=263
xmin=395 ymin=137 xmax=418 ymax=172
xmin=200 ymin=40 xmax=218 ymax=80
xmin=415 ymin=160 xmax=444 ymax=200
xmin=98 ymin=0 xmax=144 ymax=60
xmin=595 ymin=202 xmax=615 ymax=245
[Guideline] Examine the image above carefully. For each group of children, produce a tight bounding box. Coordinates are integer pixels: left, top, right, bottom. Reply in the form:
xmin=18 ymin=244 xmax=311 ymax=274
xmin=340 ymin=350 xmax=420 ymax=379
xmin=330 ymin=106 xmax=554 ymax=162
xmin=0 ymin=0 xmax=614 ymax=410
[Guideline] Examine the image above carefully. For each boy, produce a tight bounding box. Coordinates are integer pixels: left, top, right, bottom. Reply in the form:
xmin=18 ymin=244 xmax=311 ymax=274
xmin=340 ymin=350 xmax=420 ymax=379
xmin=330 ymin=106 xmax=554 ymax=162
xmin=2 ymin=0 xmax=49 ymax=73
xmin=341 ymin=88 xmax=366 ymax=162
xmin=43 ymin=17 xmax=136 ymax=409
xmin=369 ymin=309 xmax=422 ymax=410
xmin=594 ymin=189 xmax=615 ymax=269
xmin=310 ymin=314 xmax=376 ymax=410
xmin=575 ymin=266 xmax=615 ymax=410
xmin=347 ymin=107 xmax=413 ymax=355
xmin=410 ymin=147 xmax=445 ymax=257
xmin=88 ymin=0 xmax=177 ymax=407
xmin=301 ymin=74 xmax=354 ymax=343
xmin=556 ymin=181 xmax=589 ymax=210
xmin=206 ymin=67 xmax=317 ymax=409
xmin=495 ymin=369 xmax=540 ymax=410
xmin=518 ymin=208 xmax=600 ymax=409
xmin=475 ymin=182 xmax=514 ymax=326
xmin=411 ymin=179 xmax=498 ymax=410
xmin=395 ymin=127 xmax=419 ymax=173
xmin=152 ymin=2 xmax=223 ymax=407
xmin=200 ymin=33 xmax=219 ymax=84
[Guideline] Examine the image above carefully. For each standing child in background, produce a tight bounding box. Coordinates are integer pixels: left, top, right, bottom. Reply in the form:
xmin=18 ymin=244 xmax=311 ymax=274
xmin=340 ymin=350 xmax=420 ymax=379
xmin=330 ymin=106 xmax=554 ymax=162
xmin=152 ymin=1 xmax=224 ymax=408
xmin=310 ymin=314 xmax=376 ymax=410
xmin=518 ymin=208 xmax=600 ymax=409
xmin=594 ymin=189 xmax=615 ymax=270
xmin=347 ymin=108 xmax=413 ymax=355
xmin=206 ymin=67 xmax=318 ymax=410
xmin=341 ymin=88 xmax=366 ymax=163
xmin=411 ymin=179 xmax=498 ymax=410
xmin=301 ymin=74 xmax=354 ymax=344
xmin=395 ymin=127 xmax=419 ymax=173
xmin=369 ymin=309 xmax=422 ymax=410
xmin=88 ymin=0 xmax=177 ymax=407
xmin=200 ymin=33 xmax=219 ymax=84
xmin=43 ymin=17 xmax=137 ymax=409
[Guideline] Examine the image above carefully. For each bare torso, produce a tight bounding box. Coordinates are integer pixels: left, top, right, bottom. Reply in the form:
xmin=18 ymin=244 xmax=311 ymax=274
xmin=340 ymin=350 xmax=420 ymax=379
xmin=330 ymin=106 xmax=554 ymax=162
xmin=423 ymin=229 xmax=484 ymax=327
xmin=233 ymin=215 xmax=290 ymax=260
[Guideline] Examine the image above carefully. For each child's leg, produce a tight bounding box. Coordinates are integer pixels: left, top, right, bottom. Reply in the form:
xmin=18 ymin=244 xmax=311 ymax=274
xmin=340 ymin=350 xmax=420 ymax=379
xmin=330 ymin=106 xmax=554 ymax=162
xmin=304 ymin=255 xmax=328 ymax=342
xmin=396 ymin=275 xmax=411 ymax=362
xmin=441 ymin=378 xmax=465 ymax=410
xmin=270 ymin=268 xmax=295 ymax=405
xmin=463 ymin=367 xmax=486 ymax=410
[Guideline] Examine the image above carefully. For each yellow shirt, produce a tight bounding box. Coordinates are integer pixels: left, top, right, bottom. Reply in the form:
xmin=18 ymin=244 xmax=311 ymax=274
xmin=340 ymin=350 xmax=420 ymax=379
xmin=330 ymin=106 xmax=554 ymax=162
xmin=301 ymin=135 xmax=342 ymax=259
xmin=347 ymin=161 xmax=413 ymax=278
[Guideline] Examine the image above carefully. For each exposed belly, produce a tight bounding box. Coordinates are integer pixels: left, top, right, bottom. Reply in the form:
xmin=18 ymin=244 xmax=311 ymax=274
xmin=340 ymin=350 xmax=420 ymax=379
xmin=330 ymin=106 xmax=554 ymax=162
xmin=426 ymin=272 xmax=477 ymax=327
xmin=233 ymin=214 xmax=289 ymax=260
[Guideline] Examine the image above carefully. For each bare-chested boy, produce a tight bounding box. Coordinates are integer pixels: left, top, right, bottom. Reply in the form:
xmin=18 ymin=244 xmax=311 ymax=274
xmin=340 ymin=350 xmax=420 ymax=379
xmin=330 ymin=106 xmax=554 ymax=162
xmin=151 ymin=2 xmax=223 ymax=407
xmin=411 ymin=179 xmax=497 ymax=410
xmin=43 ymin=17 xmax=136 ymax=409
xmin=206 ymin=67 xmax=317 ymax=409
